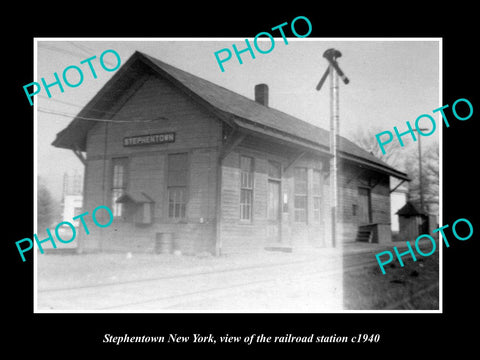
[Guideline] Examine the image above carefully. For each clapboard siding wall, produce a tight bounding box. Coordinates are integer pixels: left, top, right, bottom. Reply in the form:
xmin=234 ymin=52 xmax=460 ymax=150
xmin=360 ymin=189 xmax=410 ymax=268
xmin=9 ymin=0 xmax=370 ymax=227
xmin=86 ymin=75 xmax=221 ymax=157
xmin=82 ymin=73 xmax=221 ymax=253
xmin=337 ymin=161 xmax=391 ymax=242
xmin=218 ymin=142 xmax=331 ymax=254
xmin=218 ymin=147 xmax=268 ymax=253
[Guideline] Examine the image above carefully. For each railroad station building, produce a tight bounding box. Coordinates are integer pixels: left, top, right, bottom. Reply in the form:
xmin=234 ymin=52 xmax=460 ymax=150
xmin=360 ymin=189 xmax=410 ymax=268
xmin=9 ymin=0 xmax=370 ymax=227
xmin=52 ymin=51 xmax=409 ymax=255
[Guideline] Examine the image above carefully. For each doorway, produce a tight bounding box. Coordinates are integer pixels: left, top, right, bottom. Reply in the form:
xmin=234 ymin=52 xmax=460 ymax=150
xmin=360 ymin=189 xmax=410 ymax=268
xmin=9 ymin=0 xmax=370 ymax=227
xmin=267 ymin=180 xmax=281 ymax=243
xmin=358 ymin=187 xmax=372 ymax=224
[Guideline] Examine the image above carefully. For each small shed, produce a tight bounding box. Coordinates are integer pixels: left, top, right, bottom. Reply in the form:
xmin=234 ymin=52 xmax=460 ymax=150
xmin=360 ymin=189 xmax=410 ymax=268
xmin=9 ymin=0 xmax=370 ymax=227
xmin=396 ymin=201 xmax=428 ymax=240
xmin=116 ymin=191 xmax=155 ymax=225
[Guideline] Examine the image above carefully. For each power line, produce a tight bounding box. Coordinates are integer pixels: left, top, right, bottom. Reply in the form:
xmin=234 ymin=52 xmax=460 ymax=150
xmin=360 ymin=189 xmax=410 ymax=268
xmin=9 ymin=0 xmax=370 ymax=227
xmin=38 ymin=107 xmax=167 ymax=123
xmin=38 ymin=95 xmax=117 ymax=116
xmin=68 ymin=41 xmax=95 ymax=56
xmin=38 ymin=43 xmax=87 ymax=59
xmin=39 ymin=95 xmax=86 ymax=109
xmin=38 ymin=96 xmax=146 ymax=118
xmin=38 ymin=92 xmax=175 ymax=120
xmin=38 ymin=43 xmax=117 ymax=67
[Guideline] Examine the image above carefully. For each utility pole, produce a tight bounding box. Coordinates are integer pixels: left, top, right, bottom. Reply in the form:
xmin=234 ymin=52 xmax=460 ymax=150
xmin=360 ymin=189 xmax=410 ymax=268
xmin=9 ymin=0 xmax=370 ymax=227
xmin=413 ymin=128 xmax=427 ymax=213
xmin=418 ymin=132 xmax=424 ymax=213
xmin=316 ymin=48 xmax=349 ymax=247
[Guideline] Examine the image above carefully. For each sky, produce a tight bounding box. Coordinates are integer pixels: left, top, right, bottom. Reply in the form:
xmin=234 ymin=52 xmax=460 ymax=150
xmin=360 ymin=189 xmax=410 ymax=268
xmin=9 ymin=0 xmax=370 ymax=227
xmin=35 ymin=38 xmax=441 ymax=202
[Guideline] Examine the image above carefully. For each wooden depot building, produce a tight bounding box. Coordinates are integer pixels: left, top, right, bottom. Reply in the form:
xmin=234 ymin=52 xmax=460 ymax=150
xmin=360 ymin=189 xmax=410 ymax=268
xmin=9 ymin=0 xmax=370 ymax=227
xmin=52 ymin=51 xmax=409 ymax=255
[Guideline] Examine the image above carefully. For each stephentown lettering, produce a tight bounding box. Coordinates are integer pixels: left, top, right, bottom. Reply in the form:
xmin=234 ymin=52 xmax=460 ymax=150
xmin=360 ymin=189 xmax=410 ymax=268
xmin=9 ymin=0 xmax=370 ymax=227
xmin=123 ymin=132 xmax=175 ymax=147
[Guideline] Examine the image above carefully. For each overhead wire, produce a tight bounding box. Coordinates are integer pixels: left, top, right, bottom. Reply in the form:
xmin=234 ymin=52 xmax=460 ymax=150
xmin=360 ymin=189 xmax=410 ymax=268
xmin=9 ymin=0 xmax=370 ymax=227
xmin=38 ymin=42 xmax=117 ymax=67
xmin=37 ymin=107 xmax=167 ymax=123
xmin=68 ymin=41 xmax=95 ymax=56
xmin=38 ymin=95 xmax=136 ymax=117
xmin=35 ymin=43 xmax=172 ymax=124
xmin=39 ymin=95 xmax=86 ymax=109
xmin=36 ymin=42 xmax=154 ymax=87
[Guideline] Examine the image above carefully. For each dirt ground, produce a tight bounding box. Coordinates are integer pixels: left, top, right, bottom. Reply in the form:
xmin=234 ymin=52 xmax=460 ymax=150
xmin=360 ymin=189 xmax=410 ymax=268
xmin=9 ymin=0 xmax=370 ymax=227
xmin=343 ymin=250 xmax=440 ymax=310
xmin=36 ymin=242 xmax=440 ymax=311
xmin=35 ymin=247 xmax=339 ymax=291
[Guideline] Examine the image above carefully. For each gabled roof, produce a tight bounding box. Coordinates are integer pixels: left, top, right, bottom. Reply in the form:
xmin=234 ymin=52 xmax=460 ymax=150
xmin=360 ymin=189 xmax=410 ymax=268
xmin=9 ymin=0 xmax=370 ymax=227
xmin=396 ymin=201 xmax=426 ymax=216
xmin=116 ymin=191 xmax=154 ymax=204
xmin=52 ymin=51 xmax=409 ymax=181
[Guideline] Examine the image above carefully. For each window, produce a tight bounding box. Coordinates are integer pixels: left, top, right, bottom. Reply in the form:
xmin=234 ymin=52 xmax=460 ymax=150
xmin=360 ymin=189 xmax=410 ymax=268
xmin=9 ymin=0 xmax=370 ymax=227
xmin=168 ymin=153 xmax=188 ymax=219
xmin=294 ymin=167 xmax=307 ymax=222
xmin=240 ymin=156 xmax=254 ymax=221
xmin=111 ymin=157 xmax=128 ymax=217
xmin=268 ymin=160 xmax=281 ymax=180
xmin=312 ymin=170 xmax=322 ymax=223
xmin=168 ymin=187 xmax=186 ymax=219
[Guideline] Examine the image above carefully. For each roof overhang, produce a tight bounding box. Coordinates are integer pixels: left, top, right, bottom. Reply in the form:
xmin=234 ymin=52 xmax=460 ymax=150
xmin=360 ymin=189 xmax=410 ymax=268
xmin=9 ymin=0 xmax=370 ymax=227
xmin=51 ymin=52 xmax=153 ymax=151
xmin=233 ymin=117 xmax=332 ymax=158
xmin=340 ymin=152 xmax=410 ymax=181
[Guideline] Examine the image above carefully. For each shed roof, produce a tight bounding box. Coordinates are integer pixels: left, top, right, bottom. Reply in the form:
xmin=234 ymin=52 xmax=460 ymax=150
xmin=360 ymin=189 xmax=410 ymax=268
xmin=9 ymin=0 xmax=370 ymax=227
xmin=52 ymin=51 xmax=409 ymax=181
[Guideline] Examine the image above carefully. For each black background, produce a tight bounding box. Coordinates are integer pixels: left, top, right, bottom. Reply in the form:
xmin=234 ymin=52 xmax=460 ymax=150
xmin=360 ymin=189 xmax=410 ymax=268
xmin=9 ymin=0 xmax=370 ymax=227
xmin=6 ymin=5 xmax=478 ymax=356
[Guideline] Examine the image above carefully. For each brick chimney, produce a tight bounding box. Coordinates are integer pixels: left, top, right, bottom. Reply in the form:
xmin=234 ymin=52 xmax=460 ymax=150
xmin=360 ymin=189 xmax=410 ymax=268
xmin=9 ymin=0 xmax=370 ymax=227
xmin=254 ymin=83 xmax=269 ymax=107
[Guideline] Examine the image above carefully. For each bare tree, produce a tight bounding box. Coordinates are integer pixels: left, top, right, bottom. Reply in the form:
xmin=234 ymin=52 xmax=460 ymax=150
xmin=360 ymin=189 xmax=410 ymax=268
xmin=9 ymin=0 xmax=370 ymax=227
xmin=347 ymin=125 xmax=406 ymax=170
xmin=37 ymin=176 xmax=55 ymax=230
xmin=404 ymin=141 xmax=439 ymax=216
xmin=347 ymin=126 xmax=439 ymax=217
